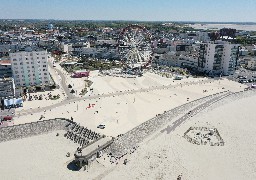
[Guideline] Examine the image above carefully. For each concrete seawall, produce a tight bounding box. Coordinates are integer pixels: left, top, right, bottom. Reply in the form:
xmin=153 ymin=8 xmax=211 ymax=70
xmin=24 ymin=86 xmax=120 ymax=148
xmin=0 ymin=118 xmax=73 ymax=143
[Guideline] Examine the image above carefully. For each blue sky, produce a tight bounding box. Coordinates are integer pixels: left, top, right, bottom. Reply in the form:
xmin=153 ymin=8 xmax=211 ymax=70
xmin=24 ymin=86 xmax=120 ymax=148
xmin=0 ymin=0 xmax=255 ymax=22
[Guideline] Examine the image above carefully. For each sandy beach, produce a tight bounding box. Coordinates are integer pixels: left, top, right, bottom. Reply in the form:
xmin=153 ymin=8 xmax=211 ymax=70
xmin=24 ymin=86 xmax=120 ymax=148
xmin=0 ymin=89 xmax=255 ymax=179
xmin=188 ymin=23 xmax=256 ymax=31
xmin=1 ymin=57 xmax=253 ymax=180
xmin=13 ymin=72 xmax=246 ymax=137
xmin=96 ymin=91 xmax=256 ymax=180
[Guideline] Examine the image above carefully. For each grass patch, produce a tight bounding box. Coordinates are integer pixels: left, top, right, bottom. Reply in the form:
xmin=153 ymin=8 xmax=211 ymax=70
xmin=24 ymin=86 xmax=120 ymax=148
xmin=79 ymin=80 xmax=93 ymax=95
xmin=49 ymin=94 xmax=60 ymax=100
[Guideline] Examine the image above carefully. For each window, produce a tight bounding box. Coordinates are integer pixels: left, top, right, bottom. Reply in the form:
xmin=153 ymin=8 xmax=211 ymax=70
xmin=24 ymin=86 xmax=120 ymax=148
xmin=44 ymin=73 xmax=47 ymax=75
xmin=20 ymin=62 xmax=23 ymax=65
xmin=43 ymin=65 xmax=46 ymax=67
xmin=13 ymin=63 xmax=17 ymax=65
xmin=13 ymin=58 xmax=17 ymax=61
xmin=42 ymin=57 xmax=45 ymax=59
xmin=26 ymin=62 xmax=29 ymax=64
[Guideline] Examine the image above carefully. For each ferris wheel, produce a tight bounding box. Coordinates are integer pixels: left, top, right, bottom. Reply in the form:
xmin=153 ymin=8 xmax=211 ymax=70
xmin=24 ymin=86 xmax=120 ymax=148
xmin=118 ymin=25 xmax=152 ymax=66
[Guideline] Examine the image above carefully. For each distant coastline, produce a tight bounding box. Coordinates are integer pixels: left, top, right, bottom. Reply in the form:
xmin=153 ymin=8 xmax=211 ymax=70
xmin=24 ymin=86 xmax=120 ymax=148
xmin=188 ymin=23 xmax=256 ymax=31
xmin=0 ymin=19 xmax=255 ymax=25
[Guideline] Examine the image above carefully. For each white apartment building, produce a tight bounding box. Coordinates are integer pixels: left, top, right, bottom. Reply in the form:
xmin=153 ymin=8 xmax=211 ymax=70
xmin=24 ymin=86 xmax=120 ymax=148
xmin=9 ymin=47 xmax=50 ymax=87
xmin=198 ymin=41 xmax=239 ymax=76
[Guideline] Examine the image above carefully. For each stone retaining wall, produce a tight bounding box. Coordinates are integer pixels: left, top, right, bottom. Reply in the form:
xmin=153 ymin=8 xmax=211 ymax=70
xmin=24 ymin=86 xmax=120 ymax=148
xmin=0 ymin=118 xmax=73 ymax=143
xmin=109 ymin=90 xmax=256 ymax=157
xmin=109 ymin=91 xmax=230 ymax=156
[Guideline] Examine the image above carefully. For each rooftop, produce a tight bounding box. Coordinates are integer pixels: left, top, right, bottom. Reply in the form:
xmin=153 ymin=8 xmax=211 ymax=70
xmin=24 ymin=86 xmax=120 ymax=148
xmin=0 ymin=60 xmax=11 ymax=65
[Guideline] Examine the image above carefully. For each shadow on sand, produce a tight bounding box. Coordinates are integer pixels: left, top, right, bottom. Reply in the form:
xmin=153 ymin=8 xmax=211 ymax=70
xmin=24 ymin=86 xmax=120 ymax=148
xmin=67 ymin=160 xmax=81 ymax=171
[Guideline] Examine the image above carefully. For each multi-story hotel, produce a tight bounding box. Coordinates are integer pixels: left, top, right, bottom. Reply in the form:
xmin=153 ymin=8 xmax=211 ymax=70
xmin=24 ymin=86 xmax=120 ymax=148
xmin=9 ymin=47 xmax=50 ymax=87
xmin=198 ymin=41 xmax=239 ymax=76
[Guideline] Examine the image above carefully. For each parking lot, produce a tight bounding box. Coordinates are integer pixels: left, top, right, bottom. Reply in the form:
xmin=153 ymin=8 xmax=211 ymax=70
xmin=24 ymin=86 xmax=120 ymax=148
xmin=227 ymin=67 xmax=256 ymax=86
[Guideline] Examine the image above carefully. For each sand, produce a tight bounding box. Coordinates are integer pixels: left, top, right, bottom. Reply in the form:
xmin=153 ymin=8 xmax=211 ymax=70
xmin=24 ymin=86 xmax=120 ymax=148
xmin=13 ymin=73 xmax=246 ymax=137
xmin=1 ymin=90 xmax=255 ymax=179
xmin=0 ymin=131 xmax=79 ymax=180
xmin=188 ymin=23 xmax=256 ymax=31
xmin=91 ymin=92 xmax=256 ymax=180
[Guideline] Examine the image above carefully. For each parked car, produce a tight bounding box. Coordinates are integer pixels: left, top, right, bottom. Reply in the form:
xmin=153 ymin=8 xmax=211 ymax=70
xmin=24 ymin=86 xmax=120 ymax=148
xmin=3 ymin=116 xmax=12 ymax=121
xmin=248 ymin=79 xmax=254 ymax=83
xmin=97 ymin=124 xmax=105 ymax=129
xmin=238 ymin=79 xmax=248 ymax=83
xmin=238 ymin=76 xmax=247 ymax=80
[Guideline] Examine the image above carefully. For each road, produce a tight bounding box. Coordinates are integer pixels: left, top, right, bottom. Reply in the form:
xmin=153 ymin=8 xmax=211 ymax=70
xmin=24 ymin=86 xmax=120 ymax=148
xmin=16 ymin=78 xmax=214 ymax=117
xmin=48 ymin=61 xmax=75 ymax=99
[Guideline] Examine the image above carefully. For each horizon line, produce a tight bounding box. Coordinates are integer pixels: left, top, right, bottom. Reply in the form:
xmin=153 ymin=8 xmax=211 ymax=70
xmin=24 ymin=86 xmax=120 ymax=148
xmin=1 ymin=18 xmax=256 ymax=24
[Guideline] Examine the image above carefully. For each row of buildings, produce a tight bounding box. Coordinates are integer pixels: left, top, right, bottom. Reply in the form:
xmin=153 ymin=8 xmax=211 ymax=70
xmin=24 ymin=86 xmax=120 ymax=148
xmin=152 ymin=40 xmax=240 ymax=76
xmin=0 ymin=23 xmax=255 ymax=101
xmin=0 ymin=47 xmax=49 ymax=108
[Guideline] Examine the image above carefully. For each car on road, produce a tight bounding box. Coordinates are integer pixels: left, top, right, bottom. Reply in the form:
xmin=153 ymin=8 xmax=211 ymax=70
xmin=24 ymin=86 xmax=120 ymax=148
xmin=238 ymin=79 xmax=248 ymax=84
xmin=97 ymin=124 xmax=105 ymax=129
xmin=238 ymin=76 xmax=247 ymax=80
